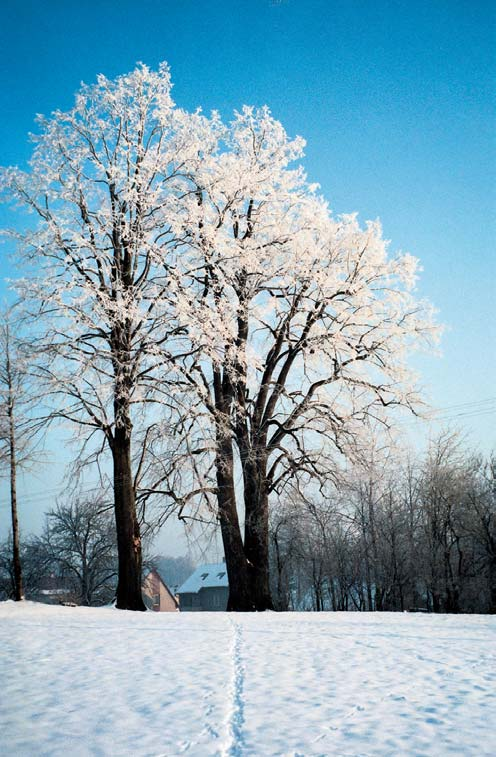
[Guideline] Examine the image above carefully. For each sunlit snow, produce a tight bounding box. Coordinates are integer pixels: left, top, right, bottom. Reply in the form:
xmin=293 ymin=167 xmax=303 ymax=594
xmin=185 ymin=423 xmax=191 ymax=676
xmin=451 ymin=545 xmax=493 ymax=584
xmin=0 ymin=602 xmax=495 ymax=756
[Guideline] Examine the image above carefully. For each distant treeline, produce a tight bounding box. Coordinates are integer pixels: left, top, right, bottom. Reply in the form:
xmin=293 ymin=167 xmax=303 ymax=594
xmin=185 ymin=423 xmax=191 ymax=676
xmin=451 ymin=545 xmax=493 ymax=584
xmin=270 ymin=434 xmax=495 ymax=614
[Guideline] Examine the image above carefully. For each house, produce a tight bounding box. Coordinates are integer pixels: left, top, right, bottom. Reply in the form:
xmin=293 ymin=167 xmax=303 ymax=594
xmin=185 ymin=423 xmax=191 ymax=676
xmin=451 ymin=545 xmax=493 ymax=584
xmin=142 ymin=568 xmax=179 ymax=612
xmin=31 ymin=574 xmax=77 ymax=606
xmin=177 ymin=562 xmax=229 ymax=611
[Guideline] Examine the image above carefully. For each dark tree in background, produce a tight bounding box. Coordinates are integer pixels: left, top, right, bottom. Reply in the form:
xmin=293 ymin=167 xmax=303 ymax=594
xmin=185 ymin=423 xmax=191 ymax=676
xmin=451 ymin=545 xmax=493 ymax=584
xmin=0 ymin=535 xmax=48 ymax=601
xmin=40 ymin=499 xmax=118 ymax=606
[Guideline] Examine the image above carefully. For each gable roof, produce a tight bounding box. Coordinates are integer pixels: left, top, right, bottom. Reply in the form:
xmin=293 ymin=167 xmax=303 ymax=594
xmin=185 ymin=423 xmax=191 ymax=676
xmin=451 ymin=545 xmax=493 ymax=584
xmin=177 ymin=563 xmax=229 ymax=594
xmin=150 ymin=567 xmax=171 ymax=589
xmin=144 ymin=569 xmax=179 ymax=607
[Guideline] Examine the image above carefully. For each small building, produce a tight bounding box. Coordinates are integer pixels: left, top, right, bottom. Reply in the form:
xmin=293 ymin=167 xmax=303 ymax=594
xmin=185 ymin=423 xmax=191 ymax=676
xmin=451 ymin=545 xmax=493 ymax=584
xmin=31 ymin=574 xmax=76 ymax=606
xmin=177 ymin=562 xmax=229 ymax=611
xmin=142 ymin=568 xmax=179 ymax=612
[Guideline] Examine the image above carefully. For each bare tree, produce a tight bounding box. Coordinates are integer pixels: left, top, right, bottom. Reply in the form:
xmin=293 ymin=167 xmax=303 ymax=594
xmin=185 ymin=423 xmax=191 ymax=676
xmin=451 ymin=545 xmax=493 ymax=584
xmin=0 ymin=309 xmax=42 ymax=601
xmin=40 ymin=498 xmax=118 ymax=606
xmin=267 ymin=434 xmax=496 ymax=615
xmin=464 ymin=457 xmax=496 ymax=612
xmin=0 ymin=535 xmax=49 ymax=600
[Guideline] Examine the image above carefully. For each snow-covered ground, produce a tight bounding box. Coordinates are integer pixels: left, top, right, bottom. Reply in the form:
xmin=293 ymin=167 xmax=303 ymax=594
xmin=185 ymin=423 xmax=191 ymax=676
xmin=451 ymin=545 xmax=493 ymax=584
xmin=0 ymin=602 xmax=495 ymax=756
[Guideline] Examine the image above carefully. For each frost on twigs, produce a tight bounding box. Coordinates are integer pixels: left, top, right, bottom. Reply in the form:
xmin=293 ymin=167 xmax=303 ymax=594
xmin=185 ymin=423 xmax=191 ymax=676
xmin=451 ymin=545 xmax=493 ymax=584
xmin=0 ymin=62 xmax=439 ymax=571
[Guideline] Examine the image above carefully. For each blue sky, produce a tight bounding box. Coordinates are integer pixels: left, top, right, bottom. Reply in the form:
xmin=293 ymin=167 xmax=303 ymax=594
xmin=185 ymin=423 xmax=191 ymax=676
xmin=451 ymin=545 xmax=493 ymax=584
xmin=0 ymin=0 xmax=494 ymax=544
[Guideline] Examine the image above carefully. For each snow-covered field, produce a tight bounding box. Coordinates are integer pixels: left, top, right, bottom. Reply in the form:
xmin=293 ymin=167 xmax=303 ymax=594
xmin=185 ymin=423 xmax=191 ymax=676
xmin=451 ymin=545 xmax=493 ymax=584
xmin=0 ymin=602 xmax=495 ymax=756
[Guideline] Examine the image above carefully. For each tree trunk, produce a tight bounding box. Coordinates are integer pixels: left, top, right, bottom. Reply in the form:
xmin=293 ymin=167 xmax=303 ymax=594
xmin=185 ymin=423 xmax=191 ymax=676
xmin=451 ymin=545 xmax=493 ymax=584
xmin=7 ymin=340 xmax=23 ymax=602
xmin=368 ymin=490 xmax=383 ymax=611
xmin=329 ymin=575 xmax=337 ymax=611
xmin=431 ymin=589 xmax=441 ymax=613
xmin=216 ymin=436 xmax=252 ymax=611
xmin=112 ymin=426 xmax=146 ymax=611
xmin=243 ymin=455 xmax=274 ymax=611
xmin=272 ymin=529 xmax=289 ymax=611
xmin=488 ymin=557 xmax=496 ymax=613
xmin=81 ymin=553 xmax=89 ymax=606
xmin=363 ymin=542 xmax=374 ymax=610
xmin=9 ymin=426 xmax=23 ymax=601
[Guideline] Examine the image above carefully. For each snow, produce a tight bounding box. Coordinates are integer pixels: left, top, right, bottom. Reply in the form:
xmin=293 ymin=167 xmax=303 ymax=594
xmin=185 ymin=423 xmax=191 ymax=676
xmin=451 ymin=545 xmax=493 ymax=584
xmin=0 ymin=602 xmax=495 ymax=756
xmin=177 ymin=563 xmax=229 ymax=594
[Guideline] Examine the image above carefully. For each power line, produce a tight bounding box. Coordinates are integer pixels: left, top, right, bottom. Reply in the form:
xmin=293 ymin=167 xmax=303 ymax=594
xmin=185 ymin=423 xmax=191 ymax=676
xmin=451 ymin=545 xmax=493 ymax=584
xmin=423 ymin=397 xmax=495 ymax=413
xmin=396 ymin=405 xmax=496 ymax=428
xmin=1 ymin=397 xmax=493 ymax=509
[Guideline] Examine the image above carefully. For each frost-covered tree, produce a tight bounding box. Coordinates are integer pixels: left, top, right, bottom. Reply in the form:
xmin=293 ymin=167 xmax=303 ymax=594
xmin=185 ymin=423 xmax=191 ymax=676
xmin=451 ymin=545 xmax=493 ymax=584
xmin=2 ymin=62 xmax=438 ymax=612
xmin=0 ymin=64 xmax=213 ymax=610
xmin=154 ymin=107 xmax=438 ymax=610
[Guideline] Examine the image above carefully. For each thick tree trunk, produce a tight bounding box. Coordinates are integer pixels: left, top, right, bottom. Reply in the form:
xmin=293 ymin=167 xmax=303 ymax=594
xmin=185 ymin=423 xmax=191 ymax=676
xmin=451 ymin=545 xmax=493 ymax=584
xmin=112 ymin=426 xmax=146 ymax=611
xmin=216 ymin=436 xmax=252 ymax=611
xmin=243 ymin=455 xmax=274 ymax=611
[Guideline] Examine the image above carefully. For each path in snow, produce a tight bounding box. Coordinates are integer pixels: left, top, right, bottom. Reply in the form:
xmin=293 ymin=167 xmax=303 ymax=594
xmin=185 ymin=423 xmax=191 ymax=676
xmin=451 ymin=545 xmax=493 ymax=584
xmin=0 ymin=602 xmax=495 ymax=756
xmin=224 ymin=619 xmax=246 ymax=757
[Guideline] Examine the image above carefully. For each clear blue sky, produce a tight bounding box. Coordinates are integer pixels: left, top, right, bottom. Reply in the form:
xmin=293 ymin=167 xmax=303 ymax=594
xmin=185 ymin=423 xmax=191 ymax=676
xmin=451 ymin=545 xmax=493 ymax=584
xmin=0 ymin=0 xmax=494 ymax=543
